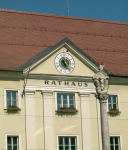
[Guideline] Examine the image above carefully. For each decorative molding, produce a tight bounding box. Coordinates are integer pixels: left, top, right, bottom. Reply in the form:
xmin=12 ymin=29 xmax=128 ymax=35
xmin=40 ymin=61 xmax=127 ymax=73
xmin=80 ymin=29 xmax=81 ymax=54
xmin=24 ymin=73 xmax=93 ymax=82
xmin=55 ymin=92 xmax=78 ymax=111
xmin=25 ymin=85 xmax=96 ymax=93
xmin=107 ymin=93 xmax=120 ymax=112
xmin=110 ymin=135 xmax=122 ymax=150
xmin=23 ymin=44 xmax=64 ymax=74
xmin=5 ymin=134 xmax=21 ymax=150
xmin=4 ymin=88 xmax=21 ymax=109
xmin=42 ymin=90 xmax=53 ymax=96
xmin=79 ymin=92 xmax=90 ymax=97
xmin=22 ymin=39 xmax=100 ymax=74
xmin=57 ymin=134 xmax=79 ymax=150
xmin=25 ymin=90 xmax=35 ymax=95
xmin=66 ymin=43 xmax=98 ymax=73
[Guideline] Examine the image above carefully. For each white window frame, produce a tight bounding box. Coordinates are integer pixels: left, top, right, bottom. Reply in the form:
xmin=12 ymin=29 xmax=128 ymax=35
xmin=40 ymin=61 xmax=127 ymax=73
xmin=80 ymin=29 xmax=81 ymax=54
xmin=55 ymin=92 xmax=78 ymax=110
xmin=107 ymin=93 xmax=120 ymax=112
xmin=110 ymin=135 xmax=122 ymax=150
xmin=5 ymin=133 xmax=21 ymax=150
xmin=4 ymin=88 xmax=21 ymax=109
xmin=57 ymin=134 xmax=79 ymax=150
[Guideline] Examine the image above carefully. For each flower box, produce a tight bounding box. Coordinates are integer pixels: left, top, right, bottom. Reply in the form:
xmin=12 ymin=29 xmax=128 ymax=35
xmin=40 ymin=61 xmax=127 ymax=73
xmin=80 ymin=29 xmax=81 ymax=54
xmin=108 ymin=109 xmax=121 ymax=114
xmin=56 ymin=107 xmax=78 ymax=113
xmin=7 ymin=105 xmax=20 ymax=111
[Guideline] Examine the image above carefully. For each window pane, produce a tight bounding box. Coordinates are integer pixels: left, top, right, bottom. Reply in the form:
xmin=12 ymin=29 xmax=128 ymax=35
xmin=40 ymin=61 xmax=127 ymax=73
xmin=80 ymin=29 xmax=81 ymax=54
xmin=65 ymin=146 xmax=69 ymax=150
xmin=69 ymin=105 xmax=74 ymax=108
xmin=71 ymin=146 xmax=76 ymax=150
xmin=12 ymin=92 xmax=16 ymax=100
xmin=57 ymin=99 xmax=61 ymax=108
xmin=13 ymin=137 xmax=17 ymax=144
xmin=57 ymin=94 xmax=61 ymax=99
xmin=63 ymin=100 xmax=67 ymax=107
xmin=58 ymin=104 xmax=62 ymax=108
xmin=7 ymin=91 xmax=11 ymax=100
xmin=108 ymin=96 xmax=111 ymax=103
xmin=112 ymin=96 xmax=117 ymax=103
xmin=108 ymin=104 xmax=112 ymax=110
xmin=71 ymin=138 xmax=75 ymax=145
xmin=59 ymin=137 xmax=63 ymax=145
xmin=115 ymin=137 xmax=119 ymax=144
xmin=65 ymin=138 xmax=69 ymax=145
xmin=115 ymin=145 xmax=119 ymax=150
xmin=110 ymin=138 xmax=113 ymax=144
xmin=7 ymin=100 xmax=11 ymax=106
xmin=59 ymin=146 xmax=63 ymax=150
xmin=12 ymin=100 xmax=16 ymax=106
xmin=69 ymin=100 xmax=74 ymax=105
xmin=57 ymin=99 xmax=61 ymax=104
xmin=7 ymin=145 xmax=12 ymax=150
xmin=7 ymin=137 xmax=11 ymax=144
xmin=63 ymin=94 xmax=67 ymax=100
xmin=113 ymin=104 xmax=117 ymax=109
xmin=13 ymin=146 xmax=18 ymax=150
xmin=63 ymin=100 xmax=67 ymax=104
xmin=69 ymin=95 xmax=74 ymax=100
xmin=110 ymin=145 xmax=114 ymax=150
xmin=63 ymin=104 xmax=68 ymax=107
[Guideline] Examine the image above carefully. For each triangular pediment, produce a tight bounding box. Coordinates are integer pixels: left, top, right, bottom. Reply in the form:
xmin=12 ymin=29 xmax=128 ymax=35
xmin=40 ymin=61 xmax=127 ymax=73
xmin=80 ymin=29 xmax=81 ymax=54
xmin=17 ymin=38 xmax=109 ymax=77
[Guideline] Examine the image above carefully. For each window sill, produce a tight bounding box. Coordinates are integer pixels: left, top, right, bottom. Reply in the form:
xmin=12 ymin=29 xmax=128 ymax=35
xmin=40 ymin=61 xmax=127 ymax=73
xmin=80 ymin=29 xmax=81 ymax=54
xmin=4 ymin=106 xmax=21 ymax=111
xmin=108 ymin=109 xmax=121 ymax=114
xmin=55 ymin=107 xmax=78 ymax=113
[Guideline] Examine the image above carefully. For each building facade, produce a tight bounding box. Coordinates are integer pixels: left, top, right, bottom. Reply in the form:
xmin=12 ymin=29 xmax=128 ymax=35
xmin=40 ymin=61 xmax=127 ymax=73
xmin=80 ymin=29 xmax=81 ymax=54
xmin=0 ymin=9 xmax=128 ymax=150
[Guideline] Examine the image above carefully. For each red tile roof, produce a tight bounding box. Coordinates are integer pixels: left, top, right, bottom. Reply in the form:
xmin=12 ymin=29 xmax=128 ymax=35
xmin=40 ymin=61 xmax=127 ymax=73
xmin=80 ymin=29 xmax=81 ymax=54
xmin=0 ymin=9 xmax=128 ymax=76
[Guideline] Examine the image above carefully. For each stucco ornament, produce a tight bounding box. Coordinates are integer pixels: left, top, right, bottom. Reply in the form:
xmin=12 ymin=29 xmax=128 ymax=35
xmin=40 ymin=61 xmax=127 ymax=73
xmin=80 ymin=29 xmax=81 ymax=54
xmin=93 ymin=65 xmax=109 ymax=101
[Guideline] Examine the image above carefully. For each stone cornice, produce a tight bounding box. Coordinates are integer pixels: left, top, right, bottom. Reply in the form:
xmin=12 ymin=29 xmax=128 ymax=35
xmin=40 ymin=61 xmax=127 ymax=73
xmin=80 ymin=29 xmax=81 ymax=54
xmin=23 ymin=73 xmax=93 ymax=82
xmin=25 ymin=85 xmax=96 ymax=93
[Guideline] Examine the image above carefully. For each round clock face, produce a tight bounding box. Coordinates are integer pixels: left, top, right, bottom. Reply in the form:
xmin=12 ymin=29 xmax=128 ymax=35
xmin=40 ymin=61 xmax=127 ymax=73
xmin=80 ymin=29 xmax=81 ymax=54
xmin=55 ymin=52 xmax=75 ymax=74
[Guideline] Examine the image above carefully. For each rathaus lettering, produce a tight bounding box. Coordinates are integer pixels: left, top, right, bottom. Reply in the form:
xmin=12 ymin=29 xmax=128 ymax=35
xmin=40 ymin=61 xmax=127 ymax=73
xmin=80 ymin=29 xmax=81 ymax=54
xmin=44 ymin=80 xmax=88 ymax=87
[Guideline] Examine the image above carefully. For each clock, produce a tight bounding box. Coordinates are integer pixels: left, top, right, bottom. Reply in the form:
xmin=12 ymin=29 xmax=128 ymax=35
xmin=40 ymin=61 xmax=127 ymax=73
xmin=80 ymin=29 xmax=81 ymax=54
xmin=55 ymin=52 xmax=75 ymax=74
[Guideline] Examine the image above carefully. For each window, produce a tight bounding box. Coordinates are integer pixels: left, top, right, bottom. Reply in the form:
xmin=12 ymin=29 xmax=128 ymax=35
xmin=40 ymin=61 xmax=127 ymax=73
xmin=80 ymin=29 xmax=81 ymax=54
xmin=7 ymin=136 xmax=19 ymax=150
xmin=58 ymin=136 xmax=77 ymax=150
xmin=57 ymin=94 xmax=75 ymax=109
xmin=6 ymin=91 xmax=18 ymax=107
xmin=110 ymin=136 xmax=121 ymax=150
xmin=108 ymin=95 xmax=118 ymax=111
xmin=4 ymin=89 xmax=20 ymax=109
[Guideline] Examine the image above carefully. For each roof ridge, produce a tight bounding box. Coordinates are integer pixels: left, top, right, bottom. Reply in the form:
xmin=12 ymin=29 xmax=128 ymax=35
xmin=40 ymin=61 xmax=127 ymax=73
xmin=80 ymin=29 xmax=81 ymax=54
xmin=0 ymin=9 xmax=128 ymax=25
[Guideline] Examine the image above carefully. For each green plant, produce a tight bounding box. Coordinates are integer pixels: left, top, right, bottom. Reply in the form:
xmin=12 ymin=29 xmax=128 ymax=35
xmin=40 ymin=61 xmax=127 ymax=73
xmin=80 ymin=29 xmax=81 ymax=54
xmin=56 ymin=107 xmax=78 ymax=113
xmin=7 ymin=105 xmax=20 ymax=111
xmin=108 ymin=108 xmax=121 ymax=114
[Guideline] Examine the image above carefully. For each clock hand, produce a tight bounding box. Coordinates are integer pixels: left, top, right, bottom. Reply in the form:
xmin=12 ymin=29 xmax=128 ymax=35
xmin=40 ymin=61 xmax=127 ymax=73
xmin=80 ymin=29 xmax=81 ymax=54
xmin=63 ymin=57 xmax=71 ymax=70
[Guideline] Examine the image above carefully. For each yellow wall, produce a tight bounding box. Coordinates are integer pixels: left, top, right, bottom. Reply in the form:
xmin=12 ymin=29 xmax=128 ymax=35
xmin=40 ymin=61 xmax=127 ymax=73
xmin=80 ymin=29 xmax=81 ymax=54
xmin=1 ymin=56 xmax=128 ymax=150
xmin=0 ymin=77 xmax=128 ymax=149
xmin=30 ymin=47 xmax=95 ymax=77
xmin=0 ymin=79 xmax=26 ymax=149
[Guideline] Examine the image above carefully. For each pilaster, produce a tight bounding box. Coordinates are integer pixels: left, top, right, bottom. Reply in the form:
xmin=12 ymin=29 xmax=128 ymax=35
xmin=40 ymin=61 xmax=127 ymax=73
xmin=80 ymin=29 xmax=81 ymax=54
xmin=79 ymin=92 xmax=91 ymax=150
xmin=42 ymin=90 xmax=54 ymax=150
xmin=25 ymin=90 xmax=36 ymax=150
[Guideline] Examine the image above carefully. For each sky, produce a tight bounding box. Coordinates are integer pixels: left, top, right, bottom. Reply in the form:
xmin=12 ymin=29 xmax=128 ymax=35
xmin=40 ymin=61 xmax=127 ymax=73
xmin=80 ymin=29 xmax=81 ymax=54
xmin=0 ymin=0 xmax=128 ymax=23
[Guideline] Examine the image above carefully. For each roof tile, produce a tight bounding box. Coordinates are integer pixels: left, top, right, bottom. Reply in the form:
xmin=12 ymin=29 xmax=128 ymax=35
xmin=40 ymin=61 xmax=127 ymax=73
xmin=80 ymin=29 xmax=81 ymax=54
xmin=0 ymin=9 xmax=128 ymax=76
